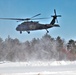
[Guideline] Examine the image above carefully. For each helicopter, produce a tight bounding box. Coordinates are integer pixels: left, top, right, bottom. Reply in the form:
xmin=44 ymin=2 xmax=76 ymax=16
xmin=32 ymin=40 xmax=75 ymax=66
xmin=0 ymin=9 xmax=61 ymax=34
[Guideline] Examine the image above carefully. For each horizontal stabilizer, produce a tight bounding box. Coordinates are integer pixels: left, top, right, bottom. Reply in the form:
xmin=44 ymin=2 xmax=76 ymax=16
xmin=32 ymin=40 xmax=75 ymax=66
xmin=53 ymin=24 xmax=60 ymax=27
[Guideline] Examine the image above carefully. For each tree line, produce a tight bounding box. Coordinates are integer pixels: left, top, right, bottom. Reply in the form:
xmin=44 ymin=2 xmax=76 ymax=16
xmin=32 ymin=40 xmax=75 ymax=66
xmin=0 ymin=34 xmax=76 ymax=61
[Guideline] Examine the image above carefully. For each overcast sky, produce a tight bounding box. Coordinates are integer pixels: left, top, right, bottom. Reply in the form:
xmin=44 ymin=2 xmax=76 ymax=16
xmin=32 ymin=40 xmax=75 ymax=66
xmin=0 ymin=0 xmax=76 ymax=42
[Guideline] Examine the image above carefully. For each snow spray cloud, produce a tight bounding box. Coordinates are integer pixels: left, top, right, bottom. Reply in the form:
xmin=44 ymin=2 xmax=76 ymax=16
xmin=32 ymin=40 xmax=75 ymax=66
xmin=28 ymin=35 xmax=58 ymax=61
xmin=0 ymin=34 xmax=75 ymax=61
xmin=25 ymin=34 xmax=67 ymax=61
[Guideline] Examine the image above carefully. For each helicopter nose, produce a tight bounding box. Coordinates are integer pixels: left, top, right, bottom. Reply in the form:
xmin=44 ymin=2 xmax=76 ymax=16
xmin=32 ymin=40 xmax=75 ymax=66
xmin=16 ymin=27 xmax=19 ymax=31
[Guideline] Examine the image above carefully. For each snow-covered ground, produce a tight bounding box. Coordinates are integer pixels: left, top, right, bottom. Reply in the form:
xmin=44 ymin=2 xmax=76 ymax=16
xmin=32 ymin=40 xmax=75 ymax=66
xmin=0 ymin=61 xmax=76 ymax=75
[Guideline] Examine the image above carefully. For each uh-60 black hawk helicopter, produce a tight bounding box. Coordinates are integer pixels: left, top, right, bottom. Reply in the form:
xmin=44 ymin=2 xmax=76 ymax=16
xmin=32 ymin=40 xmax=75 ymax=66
xmin=0 ymin=9 xmax=61 ymax=34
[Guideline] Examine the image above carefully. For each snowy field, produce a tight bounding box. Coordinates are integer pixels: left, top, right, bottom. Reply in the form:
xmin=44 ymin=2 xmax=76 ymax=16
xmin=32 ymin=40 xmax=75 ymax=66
xmin=0 ymin=61 xmax=76 ymax=75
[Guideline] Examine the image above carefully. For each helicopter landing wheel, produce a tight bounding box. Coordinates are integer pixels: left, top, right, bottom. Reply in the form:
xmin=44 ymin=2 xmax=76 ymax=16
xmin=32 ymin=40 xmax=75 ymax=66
xmin=27 ymin=31 xmax=30 ymax=34
xmin=20 ymin=31 xmax=22 ymax=34
xmin=46 ymin=29 xmax=49 ymax=33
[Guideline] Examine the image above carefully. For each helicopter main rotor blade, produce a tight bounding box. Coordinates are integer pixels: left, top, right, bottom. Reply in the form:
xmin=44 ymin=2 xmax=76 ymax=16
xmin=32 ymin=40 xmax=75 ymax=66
xmin=31 ymin=17 xmax=50 ymax=20
xmin=0 ymin=17 xmax=50 ymax=21
xmin=0 ymin=13 xmax=50 ymax=21
xmin=0 ymin=13 xmax=41 ymax=21
xmin=24 ymin=13 xmax=41 ymax=21
xmin=0 ymin=18 xmax=25 ymax=21
xmin=31 ymin=13 xmax=41 ymax=19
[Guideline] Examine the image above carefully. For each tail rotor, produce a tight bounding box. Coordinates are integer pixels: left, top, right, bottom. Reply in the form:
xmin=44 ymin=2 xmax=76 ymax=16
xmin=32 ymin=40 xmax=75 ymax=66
xmin=51 ymin=9 xmax=61 ymax=23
